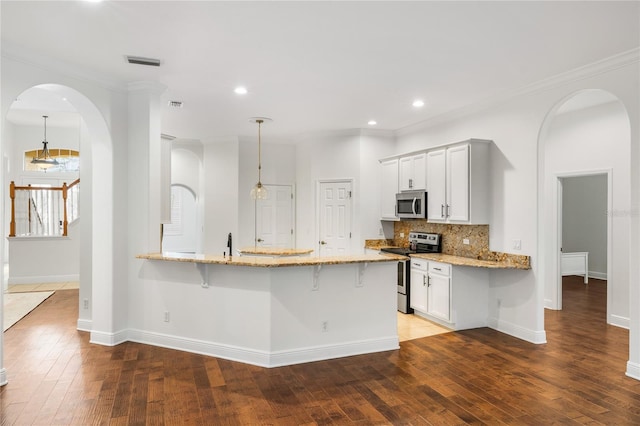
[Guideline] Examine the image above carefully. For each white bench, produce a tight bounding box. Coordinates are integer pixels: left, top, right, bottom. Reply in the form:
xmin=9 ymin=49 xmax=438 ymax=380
xmin=561 ymin=251 xmax=589 ymax=284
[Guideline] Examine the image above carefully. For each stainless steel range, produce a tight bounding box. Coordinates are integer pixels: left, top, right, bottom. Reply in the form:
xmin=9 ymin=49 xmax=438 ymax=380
xmin=380 ymin=232 xmax=442 ymax=313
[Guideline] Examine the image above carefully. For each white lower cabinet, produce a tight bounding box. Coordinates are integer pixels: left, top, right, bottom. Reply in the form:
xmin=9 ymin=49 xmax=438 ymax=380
xmin=410 ymin=258 xmax=428 ymax=313
xmin=426 ymin=262 xmax=451 ymax=322
xmin=410 ymin=258 xmax=489 ymax=330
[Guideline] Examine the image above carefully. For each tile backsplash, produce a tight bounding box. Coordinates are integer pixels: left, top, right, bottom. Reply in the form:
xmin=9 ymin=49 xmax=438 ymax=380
xmin=394 ymin=221 xmax=490 ymax=259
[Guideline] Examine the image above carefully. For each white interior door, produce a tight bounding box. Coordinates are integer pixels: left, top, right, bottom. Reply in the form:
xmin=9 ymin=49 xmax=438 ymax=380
xmin=318 ymin=180 xmax=352 ymax=256
xmin=256 ymin=185 xmax=294 ymax=247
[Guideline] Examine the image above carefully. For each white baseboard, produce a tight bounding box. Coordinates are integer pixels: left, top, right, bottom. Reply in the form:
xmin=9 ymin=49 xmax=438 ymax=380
xmin=0 ymin=368 xmax=7 ymax=386
xmin=77 ymin=319 xmax=92 ymax=332
xmin=269 ymin=337 xmax=399 ymax=368
xmin=8 ymin=274 xmax=79 ymax=285
xmin=90 ymin=329 xmax=128 ymax=346
xmin=544 ymin=298 xmax=556 ymax=310
xmin=609 ymin=314 xmax=629 ymax=329
xmin=488 ymin=317 xmax=547 ymax=344
xmin=589 ymin=271 xmax=607 ymax=280
xmin=626 ymin=361 xmax=640 ymax=381
xmin=128 ymin=328 xmax=399 ymax=368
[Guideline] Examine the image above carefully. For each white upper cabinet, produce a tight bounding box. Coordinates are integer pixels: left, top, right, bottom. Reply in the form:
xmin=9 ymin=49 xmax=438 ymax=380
xmin=426 ymin=149 xmax=446 ymax=220
xmin=426 ymin=139 xmax=490 ymax=224
xmin=380 ymin=158 xmax=399 ymax=220
xmin=399 ymin=153 xmax=426 ymax=191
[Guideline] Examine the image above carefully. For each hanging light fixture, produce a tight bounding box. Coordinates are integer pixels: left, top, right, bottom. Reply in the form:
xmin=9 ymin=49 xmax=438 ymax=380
xmin=249 ymin=117 xmax=272 ymax=200
xmin=31 ymin=115 xmax=59 ymax=169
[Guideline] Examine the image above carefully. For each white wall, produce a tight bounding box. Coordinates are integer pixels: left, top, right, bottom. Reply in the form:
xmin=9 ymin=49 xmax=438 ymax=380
xmin=562 ymin=175 xmax=608 ymax=277
xmin=394 ymin=59 xmax=639 ymax=346
xmin=238 ymin=140 xmax=296 ymax=249
xmin=202 ymin=140 xmax=240 ymax=255
xmin=8 ymin=220 xmax=80 ymax=284
xmin=294 ymin=129 xmax=395 ymax=253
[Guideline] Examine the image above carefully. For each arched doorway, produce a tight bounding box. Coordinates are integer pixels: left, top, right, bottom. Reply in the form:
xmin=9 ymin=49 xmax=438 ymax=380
xmin=538 ymin=89 xmax=631 ymax=327
xmin=1 ymin=83 xmax=114 ymax=386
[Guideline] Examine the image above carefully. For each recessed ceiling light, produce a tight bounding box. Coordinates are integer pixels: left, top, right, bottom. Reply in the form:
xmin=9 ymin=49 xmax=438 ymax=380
xmin=412 ymin=100 xmax=425 ymax=108
xmin=234 ymin=86 xmax=248 ymax=95
xmin=368 ymin=120 xmax=377 ymax=126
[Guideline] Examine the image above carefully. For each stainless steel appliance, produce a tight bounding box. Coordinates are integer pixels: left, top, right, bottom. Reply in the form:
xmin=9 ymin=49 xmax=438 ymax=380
xmin=395 ymin=191 xmax=427 ymax=219
xmin=380 ymin=231 xmax=442 ymax=313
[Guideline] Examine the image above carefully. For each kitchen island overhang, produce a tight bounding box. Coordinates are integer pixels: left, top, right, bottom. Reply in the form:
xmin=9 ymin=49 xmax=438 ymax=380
xmin=134 ymin=252 xmax=407 ymax=368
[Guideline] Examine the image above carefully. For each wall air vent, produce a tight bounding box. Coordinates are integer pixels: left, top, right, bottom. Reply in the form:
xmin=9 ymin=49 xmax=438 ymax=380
xmin=126 ymin=55 xmax=161 ymax=66
xmin=168 ymin=101 xmax=183 ymax=108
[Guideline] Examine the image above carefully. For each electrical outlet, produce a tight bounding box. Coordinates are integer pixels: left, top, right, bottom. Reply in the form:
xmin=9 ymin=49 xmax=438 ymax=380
xmin=463 ymin=238 xmax=470 ymax=245
xmin=83 ymin=298 xmax=89 ymax=309
xmin=164 ymin=311 xmax=170 ymax=322
xmin=513 ymin=239 xmax=522 ymax=250
xmin=379 ymin=227 xmax=383 ymax=236
xmin=400 ymin=232 xmax=405 ymax=238
xmin=322 ymin=321 xmax=328 ymax=332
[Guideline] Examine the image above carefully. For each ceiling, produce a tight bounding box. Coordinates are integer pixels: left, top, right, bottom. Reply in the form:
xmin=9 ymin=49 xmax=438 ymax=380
xmin=2 ymin=1 xmax=638 ymax=142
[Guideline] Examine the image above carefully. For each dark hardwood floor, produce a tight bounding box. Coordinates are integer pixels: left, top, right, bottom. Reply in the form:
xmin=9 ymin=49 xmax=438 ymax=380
xmin=2 ymin=276 xmax=639 ymax=425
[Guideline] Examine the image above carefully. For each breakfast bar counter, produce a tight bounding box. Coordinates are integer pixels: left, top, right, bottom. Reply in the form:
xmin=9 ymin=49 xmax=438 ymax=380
xmin=134 ymin=251 xmax=404 ymax=368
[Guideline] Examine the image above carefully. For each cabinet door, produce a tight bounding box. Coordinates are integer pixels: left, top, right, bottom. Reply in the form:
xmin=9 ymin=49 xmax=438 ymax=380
xmin=446 ymin=144 xmax=470 ymax=222
xmin=426 ymin=149 xmax=446 ymax=221
xmin=399 ymin=156 xmax=414 ymax=191
xmin=427 ymin=273 xmax=450 ymax=321
xmin=410 ymin=270 xmax=427 ymax=313
xmin=412 ymin=153 xmax=426 ymax=190
xmin=380 ymin=159 xmax=399 ymax=219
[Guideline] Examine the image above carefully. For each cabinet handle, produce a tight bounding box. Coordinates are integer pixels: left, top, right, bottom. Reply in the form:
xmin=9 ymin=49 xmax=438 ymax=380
xmin=441 ymin=204 xmax=445 ymax=218
xmin=427 ymin=276 xmax=431 ymax=287
xmin=446 ymin=204 xmax=450 ymax=217
xmin=409 ymin=178 xmax=413 ymax=188
xmin=434 ymin=267 xmax=441 ymax=271
xmin=423 ymin=275 xmax=426 ymax=286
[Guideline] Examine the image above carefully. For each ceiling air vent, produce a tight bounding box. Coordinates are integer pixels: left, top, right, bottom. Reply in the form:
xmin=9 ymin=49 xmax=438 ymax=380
xmin=126 ymin=55 xmax=161 ymax=66
xmin=168 ymin=101 xmax=183 ymax=108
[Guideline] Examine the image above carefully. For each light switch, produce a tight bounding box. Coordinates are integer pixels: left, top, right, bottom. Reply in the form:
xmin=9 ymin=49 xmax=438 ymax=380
xmin=513 ymin=239 xmax=522 ymax=250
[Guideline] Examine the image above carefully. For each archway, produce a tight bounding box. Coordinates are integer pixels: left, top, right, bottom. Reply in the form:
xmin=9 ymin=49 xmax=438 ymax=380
xmin=1 ymin=83 xmax=115 ymax=385
xmin=538 ymin=89 xmax=631 ymax=328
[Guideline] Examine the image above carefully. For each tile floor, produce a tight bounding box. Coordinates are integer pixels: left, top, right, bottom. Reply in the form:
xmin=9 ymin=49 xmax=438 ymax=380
xmin=7 ymin=281 xmax=79 ymax=293
xmin=397 ymin=312 xmax=450 ymax=341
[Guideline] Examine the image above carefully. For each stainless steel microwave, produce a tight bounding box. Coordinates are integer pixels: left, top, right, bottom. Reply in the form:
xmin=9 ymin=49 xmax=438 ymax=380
xmin=395 ymin=191 xmax=427 ymax=219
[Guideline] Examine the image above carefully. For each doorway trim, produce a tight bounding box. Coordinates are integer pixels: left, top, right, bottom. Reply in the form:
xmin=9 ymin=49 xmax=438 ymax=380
xmin=554 ymin=170 xmax=612 ymax=323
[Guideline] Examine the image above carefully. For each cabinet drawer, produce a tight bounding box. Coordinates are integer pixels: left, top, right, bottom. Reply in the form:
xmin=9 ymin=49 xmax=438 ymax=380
xmin=411 ymin=258 xmax=428 ymax=271
xmin=428 ymin=261 xmax=451 ymax=276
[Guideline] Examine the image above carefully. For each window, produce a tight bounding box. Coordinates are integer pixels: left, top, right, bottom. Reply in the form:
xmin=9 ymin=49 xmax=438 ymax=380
xmin=24 ymin=148 xmax=80 ymax=172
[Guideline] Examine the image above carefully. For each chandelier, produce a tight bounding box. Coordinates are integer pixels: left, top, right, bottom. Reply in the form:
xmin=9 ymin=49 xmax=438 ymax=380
xmin=249 ymin=117 xmax=272 ymax=200
xmin=31 ymin=115 xmax=59 ymax=169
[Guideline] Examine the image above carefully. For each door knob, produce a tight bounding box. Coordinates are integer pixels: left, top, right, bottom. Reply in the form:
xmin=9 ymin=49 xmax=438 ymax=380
xmin=257 ymin=238 xmax=264 ymax=242
xmin=320 ymin=240 xmax=327 ymax=245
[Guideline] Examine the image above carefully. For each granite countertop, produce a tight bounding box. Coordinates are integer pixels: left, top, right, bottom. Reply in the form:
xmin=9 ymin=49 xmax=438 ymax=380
xmin=137 ymin=252 xmax=408 ymax=268
xmin=238 ymin=247 xmax=314 ymax=256
xmin=410 ymin=253 xmax=530 ymax=270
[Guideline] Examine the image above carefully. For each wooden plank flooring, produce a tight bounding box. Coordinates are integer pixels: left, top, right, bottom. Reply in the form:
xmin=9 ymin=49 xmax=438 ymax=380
xmin=2 ymin=276 xmax=639 ymax=424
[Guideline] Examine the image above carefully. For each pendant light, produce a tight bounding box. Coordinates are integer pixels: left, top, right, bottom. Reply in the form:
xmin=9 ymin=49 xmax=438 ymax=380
xmin=249 ymin=117 xmax=272 ymax=200
xmin=31 ymin=115 xmax=59 ymax=169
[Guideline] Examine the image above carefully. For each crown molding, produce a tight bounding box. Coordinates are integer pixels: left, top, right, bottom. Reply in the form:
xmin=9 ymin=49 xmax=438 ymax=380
xmin=396 ymin=47 xmax=640 ymax=137
xmin=1 ymin=41 xmax=127 ymax=93
xmin=127 ymin=81 xmax=167 ymax=94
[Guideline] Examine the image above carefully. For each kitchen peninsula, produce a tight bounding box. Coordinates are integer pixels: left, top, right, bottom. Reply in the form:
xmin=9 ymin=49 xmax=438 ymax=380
xmin=135 ymin=252 xmax=406 ymax=367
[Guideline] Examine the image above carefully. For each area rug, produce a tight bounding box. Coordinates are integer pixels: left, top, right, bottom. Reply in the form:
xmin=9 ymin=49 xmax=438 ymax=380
xmin=3 ymin=291 xmax=54 ymax=331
